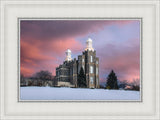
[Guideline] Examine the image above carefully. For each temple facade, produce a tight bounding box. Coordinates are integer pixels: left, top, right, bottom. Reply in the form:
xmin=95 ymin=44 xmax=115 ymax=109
xmin=56 ymin=38 xmax=99 ymax=88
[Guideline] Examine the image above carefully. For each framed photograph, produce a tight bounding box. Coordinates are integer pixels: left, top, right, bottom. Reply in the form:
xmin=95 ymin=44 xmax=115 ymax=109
xmin=19 ymin=18 xmax=141 ymax=102
xmin=0 ymin=0 xmax=159 ymax=120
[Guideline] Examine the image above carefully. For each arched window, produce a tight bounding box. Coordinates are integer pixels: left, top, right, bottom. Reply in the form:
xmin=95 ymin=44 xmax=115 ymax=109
xmin=91 ymin=56 xmax=93 ymax=62
xmin=90 ymin=66 xmax=93 ymax=73
xmin=90 ymin=77 xmax=93 ymax=84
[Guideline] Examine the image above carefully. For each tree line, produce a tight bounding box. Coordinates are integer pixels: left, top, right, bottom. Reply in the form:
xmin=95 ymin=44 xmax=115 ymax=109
xmin=21 ymin=68 xmax=140 ymax=91
xmin=77 ymin=68 xmax=139 ymax=91
xmin=20 ymin=70 xmax=55 ymax=86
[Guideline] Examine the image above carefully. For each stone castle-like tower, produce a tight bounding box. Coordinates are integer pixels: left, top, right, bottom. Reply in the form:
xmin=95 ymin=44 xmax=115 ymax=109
xmin=56 ymin=38 xmax=99 ymax=88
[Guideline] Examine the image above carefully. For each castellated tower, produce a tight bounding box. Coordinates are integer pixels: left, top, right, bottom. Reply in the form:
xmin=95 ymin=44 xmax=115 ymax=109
xmin=84 ymin=38 xmax=99 ymax=88
xmin=56 ymin=38 xmax=99 ymax=88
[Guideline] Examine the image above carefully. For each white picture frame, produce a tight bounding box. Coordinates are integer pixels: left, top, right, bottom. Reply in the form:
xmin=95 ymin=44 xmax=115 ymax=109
xmin=0 ymin=0 xmax=159 ymax=120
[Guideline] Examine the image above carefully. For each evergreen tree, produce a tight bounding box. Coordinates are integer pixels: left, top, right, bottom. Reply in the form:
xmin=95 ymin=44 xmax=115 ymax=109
xmin=77 ymin=67 xmax=86 ymax=88
xmin=106 ymin=70 xmax=119 ymax=89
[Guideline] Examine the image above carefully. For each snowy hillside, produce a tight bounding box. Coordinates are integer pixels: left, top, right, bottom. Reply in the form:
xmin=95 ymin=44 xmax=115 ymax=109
xmin=20 ymin=87 xmax=140 ymax=101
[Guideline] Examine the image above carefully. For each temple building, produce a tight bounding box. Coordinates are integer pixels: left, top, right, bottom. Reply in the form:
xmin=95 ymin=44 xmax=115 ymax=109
xmin=55 ymin=38 xmax=99 ymax=88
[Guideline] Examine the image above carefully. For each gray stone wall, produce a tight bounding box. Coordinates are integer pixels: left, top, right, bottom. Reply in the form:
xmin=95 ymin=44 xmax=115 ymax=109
xmin=55 ymin=50 xmax=99 ymax=88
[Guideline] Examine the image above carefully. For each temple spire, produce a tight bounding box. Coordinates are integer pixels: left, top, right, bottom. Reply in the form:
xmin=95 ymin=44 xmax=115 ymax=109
xmin=65 ymin=49 xmax=72 ymax=61
xmin=85 ymin=38 xmax=94 ymax=51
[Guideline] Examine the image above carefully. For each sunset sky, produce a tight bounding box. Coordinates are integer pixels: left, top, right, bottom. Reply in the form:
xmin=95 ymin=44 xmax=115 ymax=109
xmin=20 ymin=20 xmax=140 ymax=84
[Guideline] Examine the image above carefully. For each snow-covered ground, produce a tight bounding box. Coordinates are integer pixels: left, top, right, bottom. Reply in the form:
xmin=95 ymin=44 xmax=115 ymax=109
xmin=20 ymin=87 xmax=140 ymax=101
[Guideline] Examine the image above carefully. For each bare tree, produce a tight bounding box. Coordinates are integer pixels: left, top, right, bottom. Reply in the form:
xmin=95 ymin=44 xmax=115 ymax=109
xmin=34 ymin=70 xmax=52 ymax=81
xmin=130 ymin=78 xmax=140 ymax=91
xmin=118 ymin=80 xmax=128 ymax=89
xmin=130 ymin=78 xmax=140 ymax=86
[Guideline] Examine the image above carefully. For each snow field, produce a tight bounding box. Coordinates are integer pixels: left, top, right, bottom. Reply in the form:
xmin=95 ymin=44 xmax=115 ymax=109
xmin=20 ymin=87 xmax=140 ymax=100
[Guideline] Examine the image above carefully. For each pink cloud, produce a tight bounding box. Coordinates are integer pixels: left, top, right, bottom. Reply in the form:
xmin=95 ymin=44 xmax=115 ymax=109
xmin=20 ymin=20 xmax=140 ymax=84
xmin=48 ymin=38 xmax=83 ymax=55
xmin=97 ymin=38 xmax=140 ymax=83
xmin=20 ymin=37 xmax=83 ymax=77
xmin=21 ymin=67 xmax=34 ymax=77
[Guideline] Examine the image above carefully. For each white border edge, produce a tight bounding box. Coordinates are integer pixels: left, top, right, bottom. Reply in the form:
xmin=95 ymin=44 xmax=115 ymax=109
xmin=0 ymin=0 xmax=160 ymax=120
